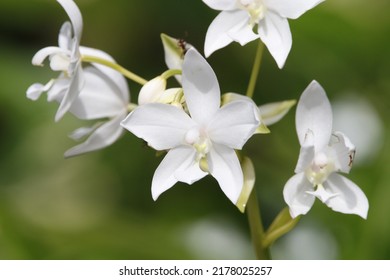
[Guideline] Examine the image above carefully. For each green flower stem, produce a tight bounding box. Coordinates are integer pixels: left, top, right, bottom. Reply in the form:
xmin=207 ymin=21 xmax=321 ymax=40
xmin=246 ymin=188 xmax=271 ymax=259
xmin=161 ymin=69 xmax=182 ymax=80
xmin=81 ymin=55 xmax=147 ymax=85
xmin=246 ymin=41 xmax=264 ymax=99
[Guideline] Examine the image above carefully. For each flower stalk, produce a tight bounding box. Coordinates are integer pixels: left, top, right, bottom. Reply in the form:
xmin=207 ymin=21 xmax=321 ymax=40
xmin=246 ymin=188 xmax=271 ymax=260
xmin=81 ymin=55 xmax=147 ymax=85
xmin=246 ymin=41 xmax=264 ymax=99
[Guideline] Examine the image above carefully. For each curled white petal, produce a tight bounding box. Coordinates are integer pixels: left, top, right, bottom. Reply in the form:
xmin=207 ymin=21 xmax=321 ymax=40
xmin=323 ymin=173 xmax=369 ymax=219
xmin=57 ymin=0 xmax=83 ymax=42
xmin=58 ymin=22 xmax=73 ymax=50
xmin=26 ymin=80 xmax=54 ymax=101
xmin=207 ymin=143 xmax=243 ymax=204
xmin=296 ymin=80 xmax=333 ymax=152
xmin=258 ymin=11 xmax=292 ymax=69
xmin=32 ymin=47 xmax=69 ymax=66
xmin=152 ymin=146 xmax=198 ymax=200
xmin=283 ymin=172 xmax=315 ymax=218
xmin=182 ymin=48 xmax=220 ymax=124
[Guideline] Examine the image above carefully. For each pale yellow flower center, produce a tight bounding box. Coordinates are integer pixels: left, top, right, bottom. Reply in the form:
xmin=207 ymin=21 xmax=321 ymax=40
xmin=238 ymin=0 xmax=266 ymax=25
xmin=305 ymin=152 xmax=334 ymax=185
xmin=185 ymin=127 xmax=211 ymax=161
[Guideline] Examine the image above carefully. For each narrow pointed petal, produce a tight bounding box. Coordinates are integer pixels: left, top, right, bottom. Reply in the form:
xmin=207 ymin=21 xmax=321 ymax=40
xmin=296 ymin=80 xmax=333 ymax=152
xmin=265 ymin=0 xmax=325 ymax=20
xmin=32 ymin=47 xmax=69 ymax=66
xmin=204 ymin=10 xmax=249 ymax=57
xmin=259 ymin=100 xmax=296 ymax=126
xmin=258 ymin=11 xmax=292 ymax=69
xmin=57 ymin=0 xmax=83 ymax=42
xmin=58 ymin=22 xmax=72 ymax=50
xmin=283 ymin=173 xmax=315 ymax=218
xmin=203 ymin=0 xmax=237 ymax=11
xmin=182 ymin=48 xmax=220 ymax=124
xmin=207 ymin=144 xmax=243 ymax=204
xmin=121 ymin=103 xmax=196 ymax=150
xmin=323 ymin=174 xmax=369 ymax=219
xmin=55 ymin=61 xmax=84 ymax=122
xmin=64 ymin=114 xmax=124 ymax=158
xmin=69 ymin=67 xmax=128 ymax=120
xmin=208 ymin=100 xmax=259 ymax=149
xmin=329 ymin=131 xmax=356 ymax=174
xmin=152 ymin=146 xmax=197 ymax=200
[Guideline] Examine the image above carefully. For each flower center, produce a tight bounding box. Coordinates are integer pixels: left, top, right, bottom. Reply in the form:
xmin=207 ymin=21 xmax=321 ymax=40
xmin=238 ymin=0 xmax=266 ymax=25
xmin=185 ymin=127 xmax=211 ymax=161
xmin=305 ymin=152 xmax=334 ymax=185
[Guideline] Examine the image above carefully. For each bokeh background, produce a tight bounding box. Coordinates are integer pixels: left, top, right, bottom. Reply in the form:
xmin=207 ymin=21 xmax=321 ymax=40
xmin=0 ymin=0 xmax=389 ymax=259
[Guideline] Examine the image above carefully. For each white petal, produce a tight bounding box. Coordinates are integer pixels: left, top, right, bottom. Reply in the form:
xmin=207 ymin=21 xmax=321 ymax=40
xmin=175 ymin=161 xmax=208 ymax=185
xmin=258 ymin=100 xmax=296 ymax=126
xmin=283 ymin=173 xmax=315 ymax=218
xmin=258 ymin=11 xmax=292 ymax=69
xmin=50 ymin=53 xmax=70 ymax=71
xmin=151 ymin=146 xmax=197 ymax=200
xmin=80 ymin=47 xmax=130 ymax=102
xmin=138 ymin=76 xmax=166 ymax=105
xmin=296 ymin=80 xmax=333 ymax=152
xmin=120 ymin=103 xmax=196 ymax=151
xmin=208 ymin=100 xmax=259 ymax=149
xmin=31 ymin=47 xmax=69 ymax=66
xmin=68 ymin=124 xmax=99 ymax=141
xmin=182 ymin=48 xmax=220 ymax=124
xmin=55 ymin=61 xmax=84 ymax=122
xmin=58 ymin=22 xmax=72 ymax=50
xmin=228 ymin=21 xmax=260 ymax=46
xmin=203 ymin=0 xmax=238 ymax=11
xmin=265 ymin=0 xmax=325 ymax=20
xmin=64 ymin=114 xmax=124 ymax=158
xmin=68 ymin=66 xmax=128 ymax=120
xmin=204 ymin=10 xmax=249 ymax=57
xmin=323 ymin=173 xmax=369 ymax=219
xmin=57 ymin=0 xmax=83 ymax=42
xmin=329 ymin=131 xmax=356 ymax=174
xmin=26 ymin=80 xmax=54 ymax=101
xmin=46 ymin=75 xmax=69 ymax=102
xmin=207 ymin=144 xmax=243 ymax=204
xmin=294 ymin=145 xmax=315 ymax=173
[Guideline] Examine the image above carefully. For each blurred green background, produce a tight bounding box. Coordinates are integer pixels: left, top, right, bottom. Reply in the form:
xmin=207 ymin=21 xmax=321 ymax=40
xmin=0 ymin=0 xmax=389 ymax=259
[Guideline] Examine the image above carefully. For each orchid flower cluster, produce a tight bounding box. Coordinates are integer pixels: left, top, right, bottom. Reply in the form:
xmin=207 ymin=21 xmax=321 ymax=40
xmin=27 ymin=0 xmax=368 ymax=259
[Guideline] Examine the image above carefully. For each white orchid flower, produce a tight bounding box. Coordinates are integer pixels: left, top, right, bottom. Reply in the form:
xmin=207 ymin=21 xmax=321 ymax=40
xmin=203 ymin=0 xmax=324 ymax=68
xmin=283 ymin=81 xmax=368 ymax=219
xmin=121 ymin=48 xmax=260 ymax=204
xmin=64 ymin=63 xmax=130 ymax=157
xmin=27 ymin=0 xmax=113 ymax=122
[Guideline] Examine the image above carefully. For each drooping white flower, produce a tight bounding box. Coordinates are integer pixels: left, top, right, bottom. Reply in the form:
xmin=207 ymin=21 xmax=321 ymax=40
xmin=203 ymin=0 xmax=324 ymax=68
xmin=27 ymin=0 xmax=112 ymax=122
xmin=283 ymin=81 xmax=368 ymax=219
xmin=64 ymin=63 xmax=130 ymax=157
xmin=121 ymin=48 xmax=260 ymax=204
